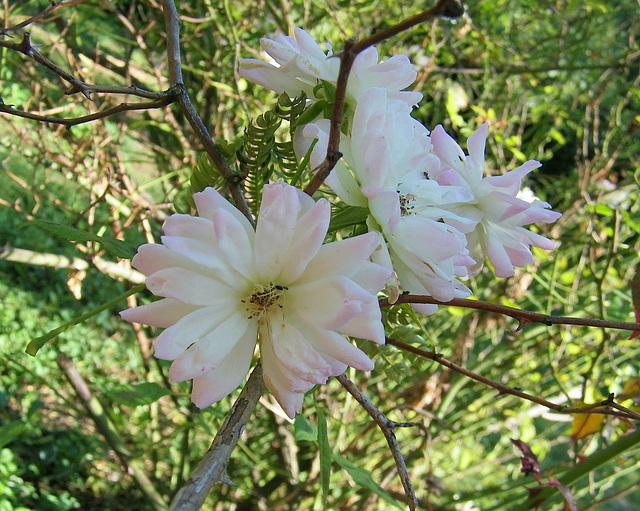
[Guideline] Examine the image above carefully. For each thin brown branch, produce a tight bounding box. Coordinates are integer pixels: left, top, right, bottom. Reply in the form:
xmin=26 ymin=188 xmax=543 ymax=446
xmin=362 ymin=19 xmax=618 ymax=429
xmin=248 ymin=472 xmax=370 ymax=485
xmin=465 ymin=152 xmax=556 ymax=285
xmin=303 ymin=0 xmax=463 ymax=196
xmin=161 ymin=0 xmax=255 ymax=227
xmin=169 ymin=364 xmax=265 ymax=511
xmin=386 ymin=337 xmax=640 ymax=421
xmin=382 ymin=294 xmax=640 ymax=334
xmin=0 ymin=0 xmax=85 ymax=35
xmin=0 ymin=96 xmax=174 ymax=128
xmin=336 ymin=374 xmax=419 ymax=510
xmin=72 ymin=84 xmax=173 ymax=100
xmin=1 ymin=32 xmax=90 ymax=98
xmin=0 ymin=32 xmax=174 ymax=101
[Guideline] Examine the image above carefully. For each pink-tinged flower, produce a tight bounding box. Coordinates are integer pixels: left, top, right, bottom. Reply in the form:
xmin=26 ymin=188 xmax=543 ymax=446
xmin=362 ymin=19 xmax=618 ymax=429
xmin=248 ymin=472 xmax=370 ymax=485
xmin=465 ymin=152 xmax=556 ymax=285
xmin=296 ymin=88 xmax=474 ymax=311
xmin=429 ymin=123 xmax=562 ymax=278
xmin=239 ymin=28 xmax=422 ymax=107
xmin=121 ymin=183 xmax=390 ymax=418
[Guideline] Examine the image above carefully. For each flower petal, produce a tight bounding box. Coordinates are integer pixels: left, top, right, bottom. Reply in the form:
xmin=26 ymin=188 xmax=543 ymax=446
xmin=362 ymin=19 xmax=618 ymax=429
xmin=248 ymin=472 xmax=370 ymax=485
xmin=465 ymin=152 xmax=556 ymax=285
xmin=120 ymin=298 xmax=199 ymax=329
xmin=190 ymin=327 xmax=257 ymax=408
xmin=153 ymin=301 xmax=239 ymax=360
xmin=288 ymin=315 xmax=376 ymax=371
xmin=260 ymin=322 xmax=306 ymax=418
xmin=146 ymin=267 xmax=237 ymax=306
xmin=297 ymin=231 xmax=383 ymax=284
xmin=193 ymin=187 xmax=254 ymax=239
xmin=288 ymin=275 xmax=376 ymax=331
xmin=280 ymin=198 xmax=330 ymax=283
xmin=169 ymin=312 xmax=254 ymax=382
xmin=254 ymin=183 xmax=302 ymax=281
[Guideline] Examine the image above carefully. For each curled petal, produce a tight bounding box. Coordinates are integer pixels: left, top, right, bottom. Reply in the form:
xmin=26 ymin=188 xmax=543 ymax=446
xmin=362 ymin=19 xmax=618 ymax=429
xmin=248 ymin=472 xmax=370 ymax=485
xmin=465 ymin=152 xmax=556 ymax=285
xmin=261 ymin=321 xmax=309 ymax=418
xmin=467 ymin=122 xmax=488 ymax=174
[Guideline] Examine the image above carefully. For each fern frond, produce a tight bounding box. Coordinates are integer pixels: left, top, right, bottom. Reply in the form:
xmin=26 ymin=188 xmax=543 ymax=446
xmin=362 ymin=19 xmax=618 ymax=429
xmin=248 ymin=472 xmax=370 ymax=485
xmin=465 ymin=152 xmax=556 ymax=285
xmin=239 ymin=111 xmax=282 ymax=215
xmin=274 ymin=92 xmax=308 ymax=136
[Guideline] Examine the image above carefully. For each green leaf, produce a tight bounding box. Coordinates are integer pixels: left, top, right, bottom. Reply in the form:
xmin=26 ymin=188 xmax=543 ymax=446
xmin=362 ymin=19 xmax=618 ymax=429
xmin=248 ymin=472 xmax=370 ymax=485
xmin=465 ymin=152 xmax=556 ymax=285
xmin=294 ymin=415 xmax=317 ymax=442
xmin=592 ymin=203 xmax=614 ymax=216
xmin=328 ymin=206 xmax=369 ymax=233
xmin=317 ymin=409 xmax=331 ymax=509
xmin=0 ymin=421 xmax=28 ymax=449
xmin=27 ymin=220 xmax=136 ymax=259
xmin=26 ymin=283 xmax=145 ymax=356
xmin=296 ymin=100 xmax=328 ymax=127
xmin=103 ymin=382 xmax=170 ymax=407
xmin=332 ymin=453 xmax=403 ymax=509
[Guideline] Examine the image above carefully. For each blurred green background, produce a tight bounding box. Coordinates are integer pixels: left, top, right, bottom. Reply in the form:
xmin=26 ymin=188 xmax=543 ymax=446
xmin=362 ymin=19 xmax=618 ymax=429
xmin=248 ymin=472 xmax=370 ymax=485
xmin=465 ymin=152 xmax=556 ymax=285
xmin=1 ymin=0 xmax=639 ymax=509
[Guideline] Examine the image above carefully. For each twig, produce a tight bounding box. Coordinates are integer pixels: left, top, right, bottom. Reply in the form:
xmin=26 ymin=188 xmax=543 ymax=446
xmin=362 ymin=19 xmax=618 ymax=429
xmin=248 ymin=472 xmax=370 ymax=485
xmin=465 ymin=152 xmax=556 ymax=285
xmin=510 ymin=428 xmax=640 ymax=511
xmin=382 ymin=294 xmax=640 ymax=334
xmin=160 ymin=0 xmax=255 ymax=227
xmin=386 ymin=337 xmax=640 ymax=421
xmin=1 ymin=32 xmax=93 ymax=99
xmin=169 ymin=364 xmax=265 ymax=511
xmin=0 ymin=96 xmax=174 ymax=128
xmin=0 ymin=0 xmax=85 ymax=35
xmin=336 ymin=374 xmax=420 ymax=510
xmin=0 ymin=32 xmax=175 ymax=99
xmin=57 ymin=352 xmax=168 ymax=511
xmin=303 ymin=0 xmax=464 ymax=196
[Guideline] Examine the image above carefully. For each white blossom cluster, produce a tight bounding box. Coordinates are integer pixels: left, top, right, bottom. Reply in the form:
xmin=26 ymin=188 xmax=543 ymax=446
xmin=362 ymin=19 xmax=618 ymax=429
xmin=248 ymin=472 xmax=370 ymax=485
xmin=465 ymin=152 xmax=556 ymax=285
xmin=241 ymin=28 xmax=561 ymax=314
xmin=121 ymin=28 xmax=561 ymax=417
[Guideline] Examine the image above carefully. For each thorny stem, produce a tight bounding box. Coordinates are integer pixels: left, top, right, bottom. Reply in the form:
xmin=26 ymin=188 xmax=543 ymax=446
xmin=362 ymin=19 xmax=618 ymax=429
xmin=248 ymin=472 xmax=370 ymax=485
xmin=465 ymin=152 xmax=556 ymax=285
xmin=386 ymin=338 xmax=640 ymax=421
xmin=382 ymin=294 xmax=640 ymax=335
xmin=303 ymin=0 xmax=464 ymax=196
xmin=337 ymin=374 xmax=420 ymax=510
xmin=169 ymin=365 xmax=265 ymax=511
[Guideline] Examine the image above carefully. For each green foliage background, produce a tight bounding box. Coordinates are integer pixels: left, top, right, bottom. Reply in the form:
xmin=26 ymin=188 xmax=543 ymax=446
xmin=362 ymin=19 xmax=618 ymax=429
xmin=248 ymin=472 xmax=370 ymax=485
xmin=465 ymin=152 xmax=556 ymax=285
xmin=1 ymin=0 xmax=639 ymax=509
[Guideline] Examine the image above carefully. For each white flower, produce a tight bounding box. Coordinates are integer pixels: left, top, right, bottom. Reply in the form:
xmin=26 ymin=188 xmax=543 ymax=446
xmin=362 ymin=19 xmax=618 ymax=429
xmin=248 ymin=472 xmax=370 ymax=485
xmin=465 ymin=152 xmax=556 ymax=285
xmin=429 ymin=123 xmax=562 ymax=278
xmin=121 ymin=183 xmax=390 ymax=418
xmin=295 ymin=88 xmax=474 ymax=312
xmin=239 ymin=27 xmax=422 ymax=107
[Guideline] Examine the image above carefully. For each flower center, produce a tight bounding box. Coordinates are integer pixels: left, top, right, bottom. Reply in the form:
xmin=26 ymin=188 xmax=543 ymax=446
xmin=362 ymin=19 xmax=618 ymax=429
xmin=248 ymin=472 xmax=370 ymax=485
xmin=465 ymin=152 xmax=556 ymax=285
xmin=398 ymin=191 xmax=416 ymax=216
xmin=241 ymin=282 xmax=288 ymax=321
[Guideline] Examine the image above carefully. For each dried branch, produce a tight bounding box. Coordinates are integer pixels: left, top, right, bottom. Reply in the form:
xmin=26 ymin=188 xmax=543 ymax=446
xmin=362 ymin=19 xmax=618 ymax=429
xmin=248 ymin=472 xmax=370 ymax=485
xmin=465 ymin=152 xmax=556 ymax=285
xmin=169 ymin=365 xmax=265 ymax=511
xmin=386 ymin=337 xmax=640 ymax=421
xmin=381 ymin=294 xmax=640 ymax=334
xmin=303 ymin=0 xmax=464 ymax=196
xmin=0 ymin=0 xmax=85 ymax=35
xmin=337 ymin=374 xmax=420 ymax=510
xmin=161 ymin=0 xmax=255 ymax=227
xmin=0 ymin=96 xmax=174 ymax=128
